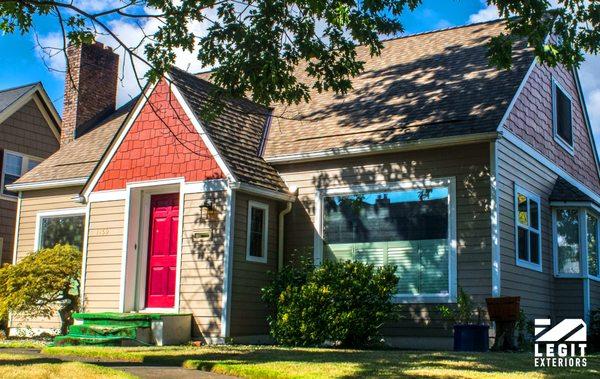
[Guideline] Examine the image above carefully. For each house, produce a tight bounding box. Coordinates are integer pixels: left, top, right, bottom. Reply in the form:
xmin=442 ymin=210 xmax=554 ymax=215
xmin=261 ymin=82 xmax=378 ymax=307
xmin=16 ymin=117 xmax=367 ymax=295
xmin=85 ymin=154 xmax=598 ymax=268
xmin=0 ymin=82 xmax=61 ymax=265
xmin=7 ymin=20 xmax=600 ymax=349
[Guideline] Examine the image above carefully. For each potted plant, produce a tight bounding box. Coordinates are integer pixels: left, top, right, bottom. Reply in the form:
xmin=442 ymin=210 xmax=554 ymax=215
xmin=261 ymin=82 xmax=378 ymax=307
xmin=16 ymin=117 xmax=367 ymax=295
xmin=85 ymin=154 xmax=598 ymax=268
xmin=438 ymin=288 xmax=489 ymax=352
xmin=486 ymin=296 xmax=521 ymax=351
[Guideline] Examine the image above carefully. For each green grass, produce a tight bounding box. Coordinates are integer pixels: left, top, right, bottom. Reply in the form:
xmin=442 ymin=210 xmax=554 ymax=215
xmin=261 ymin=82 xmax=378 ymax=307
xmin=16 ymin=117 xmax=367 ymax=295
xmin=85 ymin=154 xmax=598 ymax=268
xmin=0 ymin=352 xmax=134 ymax=379
xmin=42 ymin=345 xmax=600 ymax=378
xmin=0 ymin=339 xmax=48 ymax=349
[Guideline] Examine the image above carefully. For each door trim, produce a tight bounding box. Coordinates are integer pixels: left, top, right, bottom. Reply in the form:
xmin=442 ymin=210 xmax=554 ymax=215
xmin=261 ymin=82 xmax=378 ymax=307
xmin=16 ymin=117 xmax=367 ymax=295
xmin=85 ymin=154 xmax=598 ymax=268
xmin=119 ymin=178 xmax=185 ymax=313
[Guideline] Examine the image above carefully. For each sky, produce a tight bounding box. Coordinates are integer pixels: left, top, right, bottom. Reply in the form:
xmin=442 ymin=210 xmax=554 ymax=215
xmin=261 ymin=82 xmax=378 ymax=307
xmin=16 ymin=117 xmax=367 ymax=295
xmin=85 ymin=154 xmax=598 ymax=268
xmin=0 ymin=0 xmax=598 ymax=147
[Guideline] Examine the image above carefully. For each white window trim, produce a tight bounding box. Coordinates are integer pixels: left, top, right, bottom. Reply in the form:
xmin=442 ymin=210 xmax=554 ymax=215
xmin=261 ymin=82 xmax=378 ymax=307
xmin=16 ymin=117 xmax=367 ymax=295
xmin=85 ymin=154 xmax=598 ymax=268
xmin=552 ymin=78 xmax=575 ymax=155
xmin=246 ymin=200 xmax=269 ymax=263
xmin=1 ymin=149 xmax=43 ymax=200
xmin=514 ymin=185 xmax=543 ymax=272
xmin=314 ymin=177 xmax=458 ymax=304
xmin=33 ymin=208 xmax=87 ymax=251
xmin=553 ymin=207 xmax=585 ymax=278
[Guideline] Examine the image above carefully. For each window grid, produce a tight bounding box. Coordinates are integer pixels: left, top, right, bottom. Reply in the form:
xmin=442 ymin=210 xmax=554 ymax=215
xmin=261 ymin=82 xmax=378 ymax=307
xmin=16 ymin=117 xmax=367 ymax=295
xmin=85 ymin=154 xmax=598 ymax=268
xmin=1 ymin=150 xmax=42 ymax=197
xmin=515 ymin=186 xmax=542 ymax=271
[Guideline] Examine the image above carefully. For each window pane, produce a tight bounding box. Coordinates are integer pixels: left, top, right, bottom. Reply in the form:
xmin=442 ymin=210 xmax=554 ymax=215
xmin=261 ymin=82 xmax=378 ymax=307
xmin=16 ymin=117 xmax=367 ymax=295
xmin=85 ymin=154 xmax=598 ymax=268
xmin=40 ymin=215 xmax=85 ymax=251
xmin=27 ymin=159 xmax=41 ymax=172
xmin=530 ymin=232 xmax=540 ymax=264
xmin=517 ymin=194 xmax=528 ymax=226
xmin=4 ymin=153 xmax=23 ymax=175
xmin=556 ymin=88 xmax=573 ymax=145
xmin=557 ymin=209 xmax=580 ymax=274
xmin=518 ymin=227 xmax=528 ymax=261
xmin=249 ymin=207 xmax=265 ymax=257
xmin=530 ymin=199 xmax=539 ymax=230
xmin=323 ymin=187 xmax=450 ymax=295
xmin=588 ymin=214 xmax=599 ymax=277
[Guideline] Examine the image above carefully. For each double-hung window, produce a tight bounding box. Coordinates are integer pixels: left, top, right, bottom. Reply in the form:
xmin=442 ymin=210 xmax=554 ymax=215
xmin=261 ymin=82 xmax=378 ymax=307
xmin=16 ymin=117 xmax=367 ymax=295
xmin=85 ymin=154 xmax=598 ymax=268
xmin=515 ymin=186 xmax=542 ymax=271
xmin=320 ymin=179 xmax=456 ymax=302
xmin=554 ymin=208 xmax=600 ymax=280
xmin=587 ymin=213 xmax=600 ymax=278
xmin=35 ymin=209 xmax=86 ymax=251
xmin=552 ymin=79 xmax=574 ymax=152
xmin=246 ymin=201 xmax=269 ymax=263
xmin=1 ymin=151 xmax=42 ymax=197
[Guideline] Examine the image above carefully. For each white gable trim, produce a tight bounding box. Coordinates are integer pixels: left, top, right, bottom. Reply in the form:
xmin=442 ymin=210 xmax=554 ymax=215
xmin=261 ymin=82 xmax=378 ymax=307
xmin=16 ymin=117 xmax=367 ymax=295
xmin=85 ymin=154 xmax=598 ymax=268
xmin=0 ymin=83 xmax=61 ymax=141
xmin=165 ymin=74 xmax=236 ymax=183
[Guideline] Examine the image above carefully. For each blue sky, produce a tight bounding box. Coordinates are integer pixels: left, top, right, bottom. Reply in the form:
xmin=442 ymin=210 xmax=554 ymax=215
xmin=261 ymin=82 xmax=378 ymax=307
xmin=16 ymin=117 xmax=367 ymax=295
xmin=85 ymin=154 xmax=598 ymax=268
xmin=0 ymin=0 xmax=598 ymax=146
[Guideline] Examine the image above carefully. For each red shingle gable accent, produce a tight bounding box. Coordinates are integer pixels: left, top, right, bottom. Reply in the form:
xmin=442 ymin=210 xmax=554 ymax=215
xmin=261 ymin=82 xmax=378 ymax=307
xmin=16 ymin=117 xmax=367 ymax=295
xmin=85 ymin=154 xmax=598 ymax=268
xmin=503 ymin=63 xmax=600 ymax=192
xmin=93 ymin=79 xmax=224 ymax=192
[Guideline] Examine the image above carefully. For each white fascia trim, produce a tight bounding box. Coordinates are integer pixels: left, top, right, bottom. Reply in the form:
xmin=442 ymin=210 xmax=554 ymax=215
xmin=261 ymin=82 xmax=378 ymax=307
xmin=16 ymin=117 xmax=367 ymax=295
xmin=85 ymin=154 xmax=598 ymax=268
xmin=79 ymin=201 xmax=92 ymax=311
xmin=230 ymin=182 xmax=295 ymax=202
xmin=31 ymin=93 xmax=60 ymax=141
xmin=0 ymin=84 xmax=39 ymax=125
xmin=550 ymin=201 xmax=600 ymax=214
xmin=313 ymin=176 xmax=458 ymax=303
xmin=33 ymin=207 xmax=88 ymax=251
xmin=221 ymin=187 xmax=236 ymax=338
xmin=11 ymin=192 xmax=22 ymax=265
xmin=490 ymin=141 xmax=501 ymax=297
xmin=6 ymin=177 xmax=88 ymax=192
xmin=245 ymin=200 xmax=269 ymax=264
xmin=165 ymin=74 xmax=237 ymax=183
xmin=573 ymin=68 xmax=600 ymax=181
xmin=496 ymin=59 xmax=537 ymax=132
xmin=265 ymin=132 xmax=500 ymax=164
xmin=500 ymin=129 xmax=600 ymax=205
xmin=83 ymin=81 xmax=159 ymax=198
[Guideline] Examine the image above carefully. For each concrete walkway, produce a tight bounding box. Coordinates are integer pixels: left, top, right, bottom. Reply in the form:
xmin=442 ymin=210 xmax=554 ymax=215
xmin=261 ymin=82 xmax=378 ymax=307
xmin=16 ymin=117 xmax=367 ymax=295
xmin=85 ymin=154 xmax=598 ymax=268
xmin=3 ymin=348 xmax=237 ymax=379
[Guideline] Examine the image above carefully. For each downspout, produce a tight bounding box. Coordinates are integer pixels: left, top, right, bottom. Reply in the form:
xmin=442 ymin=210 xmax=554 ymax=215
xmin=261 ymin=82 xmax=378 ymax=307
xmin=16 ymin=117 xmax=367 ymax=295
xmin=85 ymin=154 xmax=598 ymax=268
xmin=278 ymin=187 xmax=297 ymax=271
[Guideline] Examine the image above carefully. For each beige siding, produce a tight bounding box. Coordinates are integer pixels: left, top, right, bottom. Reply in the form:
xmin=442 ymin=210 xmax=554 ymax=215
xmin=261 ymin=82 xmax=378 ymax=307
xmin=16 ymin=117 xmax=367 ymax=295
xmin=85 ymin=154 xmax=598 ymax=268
xmin=229 ymin=192 xmax=280 ymax=337
xmin=275 ymin=143 xmax=492 ymax=337
xmin=10 ymin=186 xmax=84 ymax=334
xmin=179 ymin=190 xmax=227 ymax=339
xmin=83 ymin=200 xmax=125 ymax=312
xmin=590 ymin=281 xmax=600 ymax=313
xmin=553 ymin=279 xmax=584 ymax=320
xmin=0 ymin=99 xmax=59 ymax=263
xmin=497 ymin=138 xmax=557 ymax=318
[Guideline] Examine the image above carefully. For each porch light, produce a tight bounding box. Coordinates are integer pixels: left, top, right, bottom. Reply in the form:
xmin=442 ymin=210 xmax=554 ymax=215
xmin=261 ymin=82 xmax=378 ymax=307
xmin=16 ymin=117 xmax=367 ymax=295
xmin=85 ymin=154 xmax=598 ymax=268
xmin=200 ymin=199 xmax=218 ymax=220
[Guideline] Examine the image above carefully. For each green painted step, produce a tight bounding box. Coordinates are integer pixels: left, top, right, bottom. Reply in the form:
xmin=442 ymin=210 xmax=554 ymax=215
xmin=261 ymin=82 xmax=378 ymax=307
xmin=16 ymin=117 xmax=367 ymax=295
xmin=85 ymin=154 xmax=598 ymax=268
xmin=67 ymin=324 xmax=138 ymax=339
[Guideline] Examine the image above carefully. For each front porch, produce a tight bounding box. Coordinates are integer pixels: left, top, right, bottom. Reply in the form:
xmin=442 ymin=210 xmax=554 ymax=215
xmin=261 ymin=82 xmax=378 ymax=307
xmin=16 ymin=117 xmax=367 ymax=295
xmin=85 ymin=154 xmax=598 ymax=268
xmin=53 ymin=312 xmax=192 ymax=347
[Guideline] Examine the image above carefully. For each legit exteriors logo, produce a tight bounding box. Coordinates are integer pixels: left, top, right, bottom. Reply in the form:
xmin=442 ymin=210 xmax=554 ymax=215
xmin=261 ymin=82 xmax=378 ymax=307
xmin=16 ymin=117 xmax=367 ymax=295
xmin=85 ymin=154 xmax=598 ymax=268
xmin=534 ymin=319 xmax=587 ymax=368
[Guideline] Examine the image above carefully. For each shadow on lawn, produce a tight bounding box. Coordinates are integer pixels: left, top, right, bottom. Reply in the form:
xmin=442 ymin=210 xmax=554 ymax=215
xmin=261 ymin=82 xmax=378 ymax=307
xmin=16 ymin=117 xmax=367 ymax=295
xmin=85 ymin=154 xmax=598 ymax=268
xmin=131 ymin=348 xmax=597 ymax=378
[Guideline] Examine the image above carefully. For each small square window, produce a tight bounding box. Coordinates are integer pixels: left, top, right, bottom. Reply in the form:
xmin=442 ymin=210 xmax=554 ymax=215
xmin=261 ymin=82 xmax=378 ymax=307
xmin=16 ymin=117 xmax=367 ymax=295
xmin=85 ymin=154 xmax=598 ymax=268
xmin=246 ymin=201 xmax=268 ymax=263
xmin=553 ymin=80 xmax=573 ymax=150
xmin=1 ymin=151 xmax=42 ymax=197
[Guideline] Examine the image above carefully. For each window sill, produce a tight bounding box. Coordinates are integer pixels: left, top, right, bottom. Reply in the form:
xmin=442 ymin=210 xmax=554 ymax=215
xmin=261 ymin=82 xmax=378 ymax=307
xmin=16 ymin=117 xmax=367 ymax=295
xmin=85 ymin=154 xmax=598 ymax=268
xmin=393 ymin=294 xmax=455 ymax=304
xmin=554 ymin=273 xmax=582 ymax=279
xmin=246 ymin=255 xmax=268 ymax=264
xmin=589 ymin=275 xmax=600 ymax=282
xmin=0 ymin=195 xmax=18 ymax=202
xmin=516 ymin=259 xmax=542 ymax=272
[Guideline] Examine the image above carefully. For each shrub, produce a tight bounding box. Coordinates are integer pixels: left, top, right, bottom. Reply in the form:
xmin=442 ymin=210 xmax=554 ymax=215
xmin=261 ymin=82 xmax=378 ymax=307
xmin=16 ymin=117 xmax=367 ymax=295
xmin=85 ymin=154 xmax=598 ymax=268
xmin=438 ymin=288 xmax=485 ymax=325
xmin=261 ymin=260 xmax=400 ymax=347
xmin=0 ymin=245 xmax=82 ymax=335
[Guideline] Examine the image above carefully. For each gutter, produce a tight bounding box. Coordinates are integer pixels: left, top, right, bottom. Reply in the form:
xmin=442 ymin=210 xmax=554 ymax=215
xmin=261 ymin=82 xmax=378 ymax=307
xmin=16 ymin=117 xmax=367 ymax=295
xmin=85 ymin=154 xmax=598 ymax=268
xmin=264 ymin=132 xmax=501 ymax=164
xmin=6 ymin=177 xmax=88 ymax=192
xmin=230 ymin=182 xmax=296 ymax=202
xmin=278 ymin=197 xmax=295 ymax=271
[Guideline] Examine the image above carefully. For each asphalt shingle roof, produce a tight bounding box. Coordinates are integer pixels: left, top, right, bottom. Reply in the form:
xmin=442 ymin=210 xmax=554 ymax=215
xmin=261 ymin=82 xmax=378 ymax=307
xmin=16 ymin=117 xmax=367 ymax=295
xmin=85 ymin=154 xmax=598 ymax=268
xmin=263 ymin=19 xmax=534 ymax=158
xmin=550 ymin=177 xmax=597 ymax=204
xmin=0 ymin=83 xmax=38 ymax=115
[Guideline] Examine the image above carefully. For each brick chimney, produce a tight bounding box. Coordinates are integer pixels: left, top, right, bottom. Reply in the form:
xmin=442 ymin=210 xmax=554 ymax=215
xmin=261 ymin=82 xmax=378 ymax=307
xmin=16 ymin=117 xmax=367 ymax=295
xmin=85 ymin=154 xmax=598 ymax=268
xmin=61 ymin=42 xmax=119 ymax=144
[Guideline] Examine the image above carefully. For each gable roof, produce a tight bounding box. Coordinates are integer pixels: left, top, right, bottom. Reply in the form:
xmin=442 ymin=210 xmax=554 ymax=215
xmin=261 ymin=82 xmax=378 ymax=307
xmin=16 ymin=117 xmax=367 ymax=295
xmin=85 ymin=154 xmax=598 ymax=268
xmin=14 ymin=100 xmax=135 ymax=186
xmin=0 ymin=82 xmax=61 ymax=138
xmin=169 ymin=67 xmax=287 ymax=193
xmin=262 ymin=19 xmax=534 ymax=159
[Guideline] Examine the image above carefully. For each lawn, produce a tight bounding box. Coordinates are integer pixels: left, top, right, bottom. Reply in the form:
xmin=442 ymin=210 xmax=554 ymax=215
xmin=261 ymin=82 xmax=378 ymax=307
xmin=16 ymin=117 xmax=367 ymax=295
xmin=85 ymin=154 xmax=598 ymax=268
xmin=0 ymin=352 xmax=134 ymax=379
xmin=42 ymin=345 xmax=600 ymax=379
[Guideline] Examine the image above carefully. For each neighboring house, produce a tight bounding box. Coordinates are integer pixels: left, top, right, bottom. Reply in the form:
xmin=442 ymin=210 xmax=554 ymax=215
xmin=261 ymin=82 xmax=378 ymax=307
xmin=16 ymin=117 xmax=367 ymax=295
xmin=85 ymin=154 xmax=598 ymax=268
xmin=7 ymin=20 xmax=600 ymax=348
xmin=0 ymin=83 xmax=61 ymax=264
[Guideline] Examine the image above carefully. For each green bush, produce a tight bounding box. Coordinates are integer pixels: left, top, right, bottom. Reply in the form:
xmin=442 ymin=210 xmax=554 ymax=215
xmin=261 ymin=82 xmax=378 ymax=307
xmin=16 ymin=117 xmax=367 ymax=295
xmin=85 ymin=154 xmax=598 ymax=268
xmin=261 ymin=260 xmax=400 ymax=347
xmin=0 ymin=245 xmax=82 ymax=335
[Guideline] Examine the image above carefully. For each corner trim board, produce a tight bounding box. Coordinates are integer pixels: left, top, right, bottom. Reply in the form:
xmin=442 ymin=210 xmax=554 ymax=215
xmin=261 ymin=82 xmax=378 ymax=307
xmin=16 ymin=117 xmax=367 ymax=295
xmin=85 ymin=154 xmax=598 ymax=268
xmin=221 ymin=187 xmax=236 ymax=337
xmin=490 ymin=141 xmax=501 ymax=297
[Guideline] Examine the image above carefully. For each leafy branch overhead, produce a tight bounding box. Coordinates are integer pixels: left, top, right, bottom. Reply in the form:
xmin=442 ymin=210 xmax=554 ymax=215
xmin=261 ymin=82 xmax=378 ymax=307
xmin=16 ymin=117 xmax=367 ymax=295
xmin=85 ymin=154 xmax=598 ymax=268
xmin=1 ymin=0 xmax=598 ymax=106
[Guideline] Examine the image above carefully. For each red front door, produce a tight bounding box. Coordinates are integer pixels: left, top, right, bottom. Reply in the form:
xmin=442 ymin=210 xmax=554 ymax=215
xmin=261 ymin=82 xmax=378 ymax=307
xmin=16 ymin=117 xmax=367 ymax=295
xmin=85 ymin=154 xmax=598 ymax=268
xmin=145 ymin=193 xmax=179 ymax=308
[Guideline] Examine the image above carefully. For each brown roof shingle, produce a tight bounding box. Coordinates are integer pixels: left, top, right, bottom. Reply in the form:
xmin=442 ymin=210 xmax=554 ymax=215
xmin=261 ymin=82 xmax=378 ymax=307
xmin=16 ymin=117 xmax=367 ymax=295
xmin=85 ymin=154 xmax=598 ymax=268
xmin=263 ymin=20 xmax=534 ymax=158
